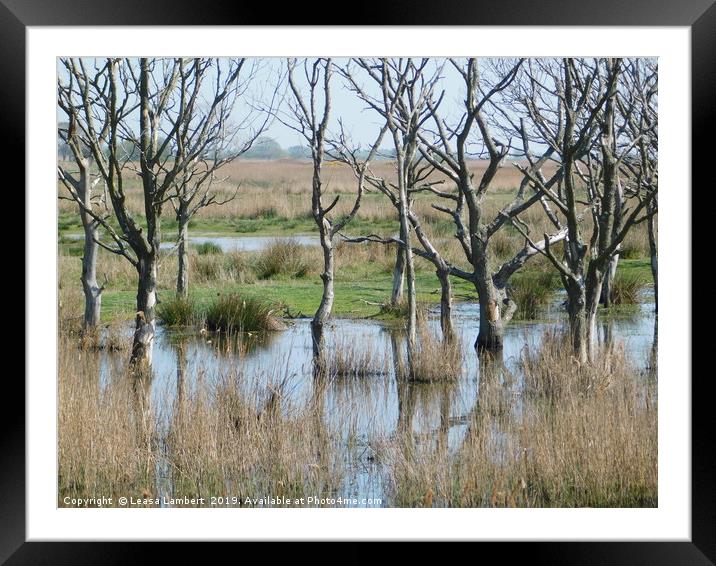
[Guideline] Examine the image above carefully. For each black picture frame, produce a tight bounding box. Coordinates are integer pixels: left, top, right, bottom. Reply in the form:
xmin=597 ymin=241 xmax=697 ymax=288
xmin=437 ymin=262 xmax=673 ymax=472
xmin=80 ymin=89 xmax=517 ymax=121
xmin=7 ymin=1 xmax=709 ymax=562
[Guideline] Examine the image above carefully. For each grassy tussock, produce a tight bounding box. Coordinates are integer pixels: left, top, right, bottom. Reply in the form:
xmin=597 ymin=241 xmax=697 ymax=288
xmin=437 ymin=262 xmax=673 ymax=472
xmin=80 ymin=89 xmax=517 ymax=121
xmin=254 ymin=238 xmax=312 ymax=280
xmin=335 ymin=240 xmax=396 ymax=275
xmin=157 ymin=295 xmax=200 ymax=327
xmin=58 ymin=285 xmax=129 ymax=350
xmin=408 ymin=326 xmax=463 ymax=382
xmin=192 ymin=254 xmax=225 ymax=283
xmin=193 ymin=251 xmax=256 ymax=284
xmin=521 ymin=330 xmax=622 ymax=398
xmin=378 ymin=300 xmax=429 ymax=321
xmin=326 ymin=335 xmax=390 ymax=378
xmin=194 ymin=241 xmax=223 ymax=255
xmin=611 ymin=271 xmax=647 ymax=306
xmin=489 ymin=229 xmax=519 ymax=260
xmin=58 ymin=283 xmax=84 ymax=335
xmin=510 ymin=271 xmax=556 ymax=320
xmin=204 ymin=293 xmax=285 ymax=332
xmin=619 ymin=226 xmax=650 ymax=259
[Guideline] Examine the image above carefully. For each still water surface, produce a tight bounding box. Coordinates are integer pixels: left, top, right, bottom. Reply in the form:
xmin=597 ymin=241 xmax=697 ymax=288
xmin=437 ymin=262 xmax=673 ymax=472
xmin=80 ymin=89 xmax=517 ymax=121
xmin=97 ymin=295 xmax=656 ymax=507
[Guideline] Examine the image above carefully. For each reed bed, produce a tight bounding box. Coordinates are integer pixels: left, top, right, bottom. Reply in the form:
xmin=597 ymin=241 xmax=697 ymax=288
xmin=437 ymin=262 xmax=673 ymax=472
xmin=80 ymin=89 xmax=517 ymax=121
xmin=378 ymin=333 xmax=657 ymax=507
xmin=58 ymin=324 xmax=656 ymax=508
xmin=157 ymin=295 xmax=201 ymax=327
xmin=326 ymin=334 xmax=390 ymax=378
xmin=408 ymin=326 xmax=463 ymax=382
xmin=58 ymin=332 xmax=347 ymax=506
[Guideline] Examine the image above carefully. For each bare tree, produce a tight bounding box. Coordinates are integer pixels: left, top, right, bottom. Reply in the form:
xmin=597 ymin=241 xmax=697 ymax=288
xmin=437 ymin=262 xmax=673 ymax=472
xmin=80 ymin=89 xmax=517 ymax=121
xmin=410 ymin=58 xmax=568 ymax=353
xmin=56 ymin=118 xmax=104 ymax=331
xmin=340 ymin=58 xmax=568 ymax=354
xmin=506 ymin=58 xmax=657 ymax=362
xmin=339 ymin=58 xmax=442 ymax=356
xmin=169 ymin=58 xmax=273 ymax=297
xmin=280 ymin=58 xmax=386 ymax=363
xmin=57 ymin=57 xmax=256 ymax=371
xmin=618 ymin=58 xmax=658 ymax=311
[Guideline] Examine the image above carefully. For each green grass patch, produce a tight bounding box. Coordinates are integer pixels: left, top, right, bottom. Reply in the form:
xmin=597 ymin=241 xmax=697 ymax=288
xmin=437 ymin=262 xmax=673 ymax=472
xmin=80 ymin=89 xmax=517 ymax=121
xmin=77 ymin=245 xmax=655 ymax=326
xmin=616 ymin=258 xmax=652 ymax=280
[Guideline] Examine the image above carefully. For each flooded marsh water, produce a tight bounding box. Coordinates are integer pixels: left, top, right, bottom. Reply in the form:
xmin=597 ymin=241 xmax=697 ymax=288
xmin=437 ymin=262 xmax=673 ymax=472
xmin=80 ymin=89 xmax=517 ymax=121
xmin=83 ymin=296 xmax=656 ymax=508
xmin=64 ymin=233 xmax=319 ymax=253
xmin=58 ymin=234 xmax=657 ymax=508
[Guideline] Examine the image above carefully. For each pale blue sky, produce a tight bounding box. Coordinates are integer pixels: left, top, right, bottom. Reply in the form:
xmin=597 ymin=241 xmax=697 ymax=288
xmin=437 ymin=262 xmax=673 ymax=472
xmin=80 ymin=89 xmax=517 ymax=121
xmin=58 ymin=57 xmax=493 ymax=153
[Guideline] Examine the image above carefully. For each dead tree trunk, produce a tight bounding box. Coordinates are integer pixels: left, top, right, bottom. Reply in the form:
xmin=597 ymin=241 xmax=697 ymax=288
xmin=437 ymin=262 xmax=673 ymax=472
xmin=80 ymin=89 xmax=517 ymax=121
xmin=81 ymin=204 xmax=102 ymax=329
xmin=475 ymin=273 xmax=505 ymax=352
xmin=77 ymin=166 xmax=102 ymax=330
xmin=565 ymin=279 xmax=588 ymax=363
xmin=286 ymin=58 xmax=384 ymax=365
xmin=436 ymin=268 xmax=454 ymax=342
xmin=600 ymin=179 xmax=624 ymax=307
xmin=311 ymin=219 xmax=335 ymax=360
xmin=57 ymin=143 xmax=103 ymax=331
xmin=131 ymin=252 xmax=158 ymax=370
xmin=176 ymin=204 xmax=189 ymax=297
xmin=600 ymin=252 xmax=619 ymax=308
xmin=412 ymin=58 xmax=527 ymax=354
xmin=391 ymin=240 xmax=406 ymax=305
xmin=647 ymin=206 xmax=658 ymax=312
xmin=398 ymin=183 xmax=418 ymax=355
xmin=585 ymin=265 xmax=605 ymax=363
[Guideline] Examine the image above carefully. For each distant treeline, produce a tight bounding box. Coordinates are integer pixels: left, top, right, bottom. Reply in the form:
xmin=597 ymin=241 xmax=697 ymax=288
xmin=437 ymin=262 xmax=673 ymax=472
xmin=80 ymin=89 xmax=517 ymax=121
xmin=57 ymin=130 xmax=399 ymax=162
xmin=237 ymin=136 xmax=401 ymax=161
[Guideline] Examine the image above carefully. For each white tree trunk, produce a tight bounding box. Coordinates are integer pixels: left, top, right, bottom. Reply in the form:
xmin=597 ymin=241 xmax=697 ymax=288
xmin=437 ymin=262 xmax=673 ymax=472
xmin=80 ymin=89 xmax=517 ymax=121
xmin=176 ymin=212 xmax=189 ymax=297
xmin=391 ymin=239 xmax=406 ymax=305
xmin=398 ymin=198 xmax=417 ymax=361
xmin=78 ymin=167 xmax=102 ymax=329
xmin=81 ymin=221 xmax=102 ymax=329
xmin=475 ymin=286 xmax=504 ymax=351
xmin=311 ymin=220 xmax=335 ymax=362
xmin=648 ymin=212 xmax=658 ymax=313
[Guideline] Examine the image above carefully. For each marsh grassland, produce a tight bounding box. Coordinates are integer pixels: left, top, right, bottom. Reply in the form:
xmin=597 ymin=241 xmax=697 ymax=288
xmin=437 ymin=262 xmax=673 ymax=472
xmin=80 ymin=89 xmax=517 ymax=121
xmin=58 ymin=158 xmax=657 ymax=508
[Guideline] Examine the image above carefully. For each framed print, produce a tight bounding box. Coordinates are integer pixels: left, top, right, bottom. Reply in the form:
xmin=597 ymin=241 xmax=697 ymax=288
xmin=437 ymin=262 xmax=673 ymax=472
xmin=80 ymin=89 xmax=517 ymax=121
xmin=6 ymin=0 xmax=711 ymax=561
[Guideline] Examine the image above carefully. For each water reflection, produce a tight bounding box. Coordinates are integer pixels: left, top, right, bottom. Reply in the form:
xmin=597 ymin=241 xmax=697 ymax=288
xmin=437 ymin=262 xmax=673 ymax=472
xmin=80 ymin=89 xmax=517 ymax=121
xmin=94 ymin=298 xmax=655 ymax=505
xmin=65 ymin=233 xmax=320 ymax=253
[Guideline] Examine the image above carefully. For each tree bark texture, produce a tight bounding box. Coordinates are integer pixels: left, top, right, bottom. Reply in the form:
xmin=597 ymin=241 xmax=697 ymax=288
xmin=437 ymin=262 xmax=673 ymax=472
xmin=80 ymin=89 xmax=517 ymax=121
xmin=176 ymin=207 xmax=190 ymax=297
xmin=131 ymin=253 xmax=158 ymax=370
